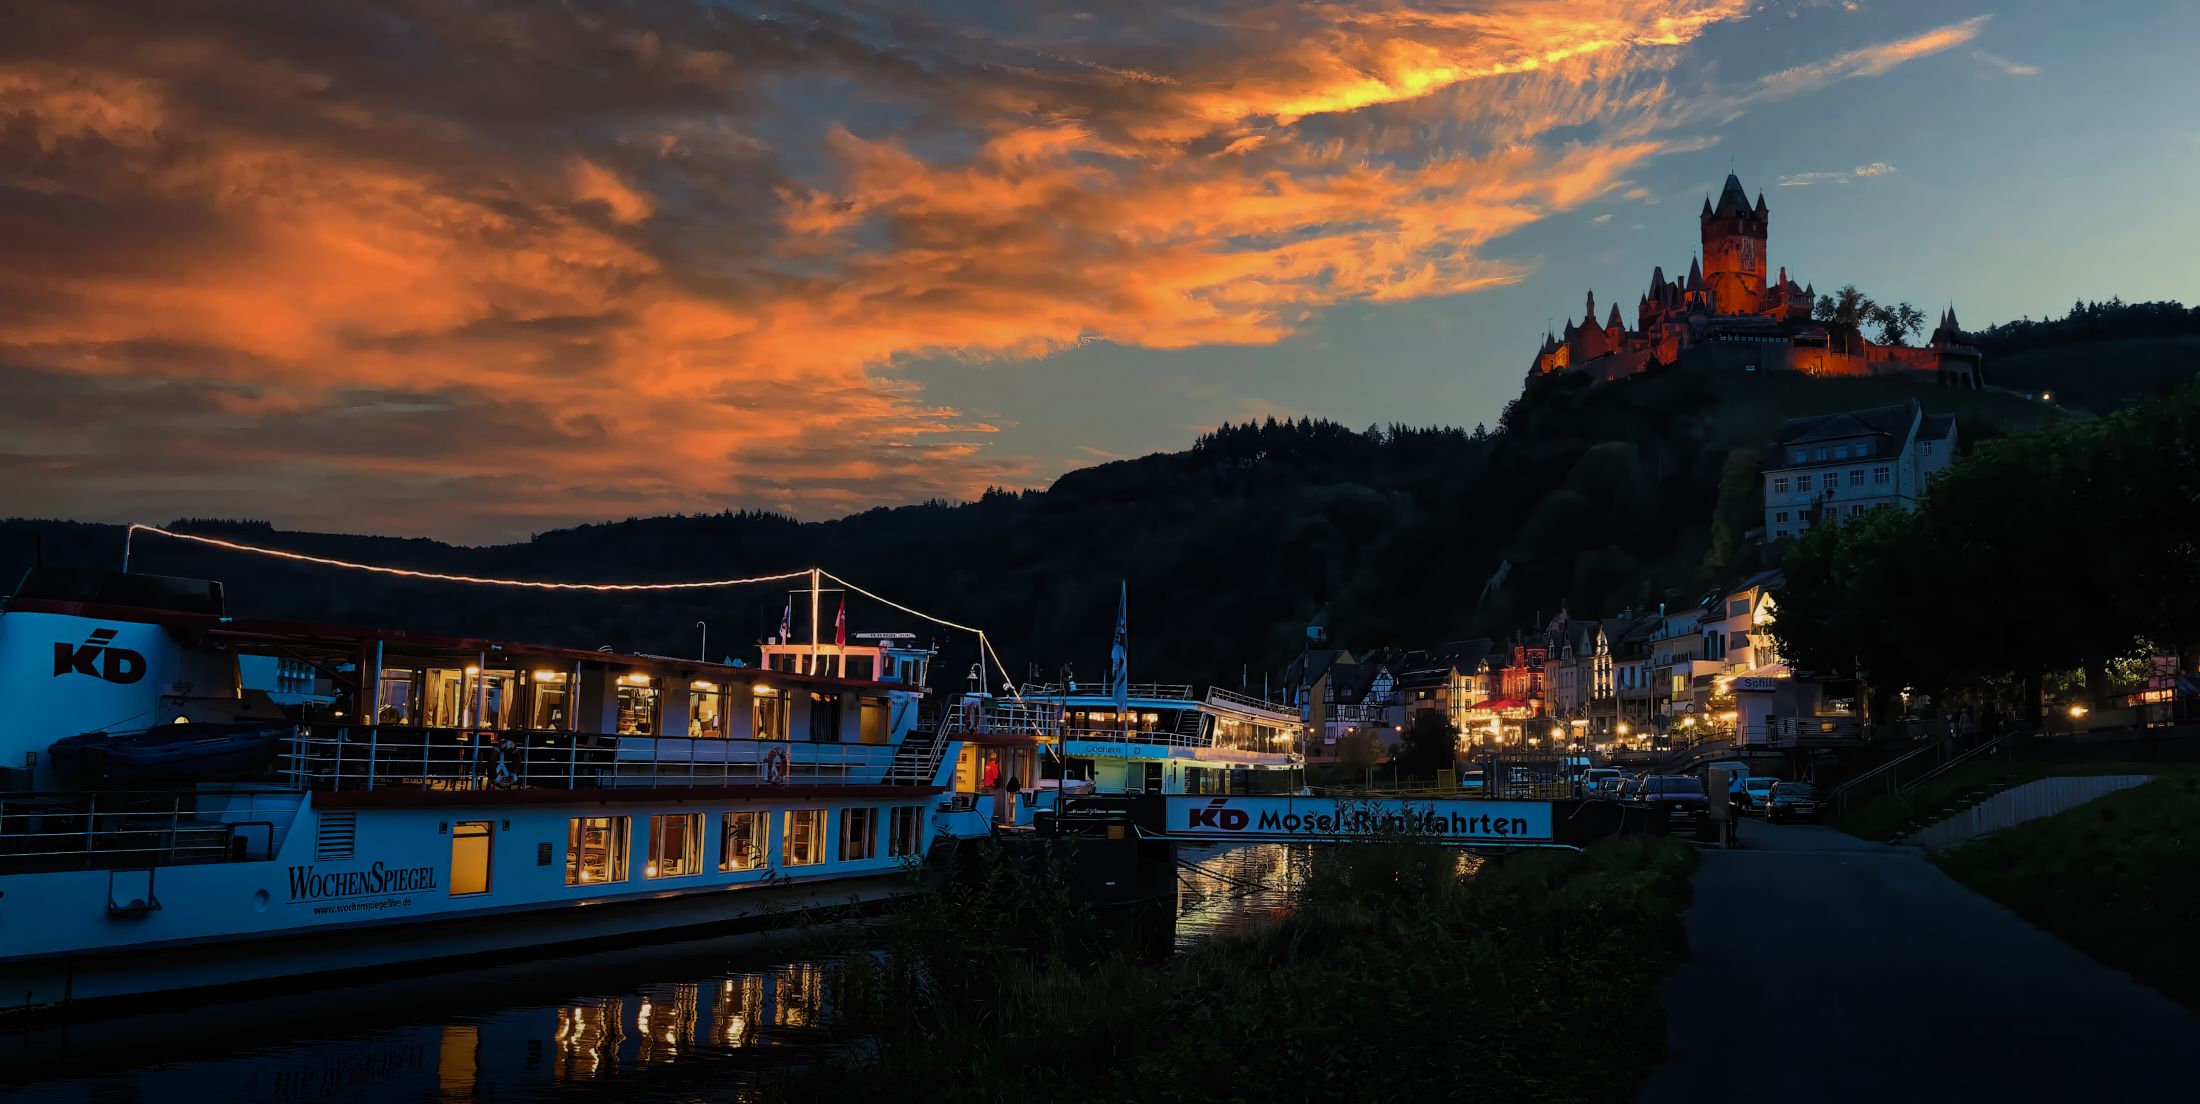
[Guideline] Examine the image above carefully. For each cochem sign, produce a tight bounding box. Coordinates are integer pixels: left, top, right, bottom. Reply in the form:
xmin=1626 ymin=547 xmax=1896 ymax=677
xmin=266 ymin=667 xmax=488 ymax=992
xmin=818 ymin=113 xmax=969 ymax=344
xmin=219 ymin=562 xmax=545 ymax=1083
xmin=1173 ymin=796 xmax=1553 ymax=844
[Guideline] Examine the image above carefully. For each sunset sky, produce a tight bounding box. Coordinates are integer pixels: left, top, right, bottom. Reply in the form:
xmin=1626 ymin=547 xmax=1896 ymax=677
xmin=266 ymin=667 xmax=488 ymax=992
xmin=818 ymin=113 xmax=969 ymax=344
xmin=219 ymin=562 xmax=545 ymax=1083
xmin=4 ymin=0 xmax=2195 ymax=542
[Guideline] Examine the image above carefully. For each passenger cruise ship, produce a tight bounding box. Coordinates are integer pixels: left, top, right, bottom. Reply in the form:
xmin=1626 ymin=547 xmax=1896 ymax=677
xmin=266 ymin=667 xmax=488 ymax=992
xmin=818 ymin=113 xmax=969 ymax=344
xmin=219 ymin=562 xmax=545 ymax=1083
xmin=0 ymin=567 xmax=999 ymax=1013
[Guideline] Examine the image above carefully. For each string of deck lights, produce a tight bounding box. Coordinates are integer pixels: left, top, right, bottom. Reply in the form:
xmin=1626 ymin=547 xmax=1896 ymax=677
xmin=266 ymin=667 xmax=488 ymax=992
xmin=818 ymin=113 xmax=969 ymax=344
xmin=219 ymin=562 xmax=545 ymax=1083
xmin=123 ymin=523 xmax=1021 ymax=696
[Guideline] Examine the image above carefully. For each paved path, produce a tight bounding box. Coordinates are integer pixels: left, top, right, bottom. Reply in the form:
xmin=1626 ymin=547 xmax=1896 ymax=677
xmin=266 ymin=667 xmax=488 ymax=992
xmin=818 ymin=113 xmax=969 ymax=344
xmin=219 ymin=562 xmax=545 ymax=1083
xmin=1638 ymin=820 xmax=2200 ymax=1101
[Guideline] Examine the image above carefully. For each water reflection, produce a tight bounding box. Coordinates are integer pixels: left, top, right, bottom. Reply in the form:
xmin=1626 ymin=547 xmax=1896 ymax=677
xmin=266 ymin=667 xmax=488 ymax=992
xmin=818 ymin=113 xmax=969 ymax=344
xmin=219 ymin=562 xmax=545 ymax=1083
xmin=0 ymin=845 xmax=1386 ymax=1103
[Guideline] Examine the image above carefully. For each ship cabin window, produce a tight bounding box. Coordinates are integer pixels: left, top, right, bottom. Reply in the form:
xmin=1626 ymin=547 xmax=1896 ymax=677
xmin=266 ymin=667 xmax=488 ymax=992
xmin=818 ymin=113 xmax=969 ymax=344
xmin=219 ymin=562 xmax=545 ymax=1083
xmin=529 ymin=670 xmax=573 ymax=731
xmin=689 ymin=680 xmax=728 ymax=738
xmin=422 ymin=667 xmax=518 ymax=729
xmin=720 ymin=811 xmax=767 ymax=871
xmin=645 ymin=813 xmax=705 ymax=878
xmin=615 ymin=674 xmax=659 ymax=735
xmin=889 ymin=806 xmax=922 ymax=857
xmin=450 ymin=821 xmax=493 ymax=896
xmin=753 ymin=687 xmax=791 ymax=741
xmin=858 ymin=697 xmax=891 ymax=744
xmin=376 ymin=668 xmax=422 ymax=725
xmin=841 ymin=654 xmax=874 ymax=681
xmin=839 ymin=807 xmax=876 ymax=861
xmin=782 ymin=809 xmax=825 ymax=867
xmin=565 ymin=816 xmax=629 ymax=886
xmin=807 ymin=692 xmax=842 ymax=742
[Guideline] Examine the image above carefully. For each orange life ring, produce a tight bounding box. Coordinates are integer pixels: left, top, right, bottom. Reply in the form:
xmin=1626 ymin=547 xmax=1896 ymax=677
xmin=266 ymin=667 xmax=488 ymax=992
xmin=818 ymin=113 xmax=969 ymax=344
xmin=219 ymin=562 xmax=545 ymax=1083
xmin=762 ymin=745 xmax=792 ymax=785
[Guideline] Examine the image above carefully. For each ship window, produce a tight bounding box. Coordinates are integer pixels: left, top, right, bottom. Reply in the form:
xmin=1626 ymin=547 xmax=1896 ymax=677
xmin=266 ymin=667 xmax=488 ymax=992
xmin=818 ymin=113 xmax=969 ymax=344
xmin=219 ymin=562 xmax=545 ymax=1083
xmin=529 ymin=670 xmax=573 ymax=731
xmin=839 ymin=807 xmax=877 ymax=862
xmin=807 ymin=692 xmax=842 ymax=742
xmin=720 ymin=811 xmax=767 ymax=872
xmin=753 ymin=688 xmax=791 ymax=741
xmin=689 ymin=681 xmax=728 ymax=738
xmin=565 ymin=816 xmax=629 ymax=886
xmin=842 ymin=654 xmax=874 ymax=681
xmin=889 ymin=806 xmax=922 ymax=857
xmin=374 ymin=669 xmax=421 ymax=726
xmin=782 ymin=810 xmax=825 ymax=867
xmin=450 ymin=821 xmax=492 ymax=896
xmin=645 ymin=813 xmax=704 ymax=878
xmin=615 ymin=675 xmax=659 ymax=735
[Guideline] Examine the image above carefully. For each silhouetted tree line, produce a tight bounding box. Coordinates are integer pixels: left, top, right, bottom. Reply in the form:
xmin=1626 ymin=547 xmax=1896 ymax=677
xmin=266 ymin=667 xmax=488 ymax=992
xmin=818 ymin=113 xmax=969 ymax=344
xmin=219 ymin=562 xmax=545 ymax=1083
xmin=1 ymin=323 xmax=2169 ymax=691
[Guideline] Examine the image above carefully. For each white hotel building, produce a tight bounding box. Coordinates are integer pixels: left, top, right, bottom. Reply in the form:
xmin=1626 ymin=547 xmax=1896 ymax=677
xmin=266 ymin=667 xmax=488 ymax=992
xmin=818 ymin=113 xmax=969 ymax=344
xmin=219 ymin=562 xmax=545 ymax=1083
xmin=1761 ymin=399 xmax=1957 ymax=542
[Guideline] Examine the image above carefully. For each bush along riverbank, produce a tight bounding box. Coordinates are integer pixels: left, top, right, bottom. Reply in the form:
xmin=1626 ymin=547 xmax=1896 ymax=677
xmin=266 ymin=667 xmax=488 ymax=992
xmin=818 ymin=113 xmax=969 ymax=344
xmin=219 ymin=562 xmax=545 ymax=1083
xmin=1933 ymin=775 xmax=2200 ymax=1011
xmin=773 ymin=836 xmax=1699 ymax=1103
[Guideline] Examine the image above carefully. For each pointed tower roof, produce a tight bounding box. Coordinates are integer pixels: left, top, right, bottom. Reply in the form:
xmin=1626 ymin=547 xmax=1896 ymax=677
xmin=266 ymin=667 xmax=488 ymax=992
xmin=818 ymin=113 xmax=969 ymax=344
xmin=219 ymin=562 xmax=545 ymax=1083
xmin=1686 ymin=255 xmax=1703 ymax=290
xmin=1584 ymin=289 xmax=1597 ymax=326
xmin=1651 ymin=264 xmax=1666 ymax=288
xmin=1700 ymin=195 xmax=1714 ymax=218
xmin=1714 ymin=173 xmax=1750 ymax=215
xmin=1943 ymin=304 xmax=1962 ymax=332
xmin=1606 ymin=303 xmax=1624 ymax=330
xmin=1754 ymin=191 xmax=1768 ymax=214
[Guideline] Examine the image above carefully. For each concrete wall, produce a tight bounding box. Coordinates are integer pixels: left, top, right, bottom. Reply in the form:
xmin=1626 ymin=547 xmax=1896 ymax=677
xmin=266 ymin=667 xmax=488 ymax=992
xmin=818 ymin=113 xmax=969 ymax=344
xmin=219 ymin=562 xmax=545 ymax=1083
xmin=1907 ymin=775 xmax=2155 ymax=850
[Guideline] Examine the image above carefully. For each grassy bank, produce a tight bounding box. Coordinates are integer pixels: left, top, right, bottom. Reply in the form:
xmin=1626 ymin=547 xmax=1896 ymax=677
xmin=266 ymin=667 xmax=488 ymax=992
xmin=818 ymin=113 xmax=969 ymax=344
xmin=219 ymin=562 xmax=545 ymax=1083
xmin=1933 ymin=776 xmax=2200 ymax=1009
xmin=781 ymin=836 xmax=1698 ymax=1103
xmin=1833 ymin=758 xmax=2196 ymax=841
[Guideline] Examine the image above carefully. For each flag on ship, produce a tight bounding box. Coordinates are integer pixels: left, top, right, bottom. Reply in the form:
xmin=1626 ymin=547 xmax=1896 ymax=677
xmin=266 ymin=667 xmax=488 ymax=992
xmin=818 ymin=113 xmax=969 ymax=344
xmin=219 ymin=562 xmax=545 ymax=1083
xmin=834 ymin=597 xmax=846 ymax=648
xmin=1108 ymin=580 xmax=1129 ymax=713
xmin=779 ymin=598 xmax=792 ymax=644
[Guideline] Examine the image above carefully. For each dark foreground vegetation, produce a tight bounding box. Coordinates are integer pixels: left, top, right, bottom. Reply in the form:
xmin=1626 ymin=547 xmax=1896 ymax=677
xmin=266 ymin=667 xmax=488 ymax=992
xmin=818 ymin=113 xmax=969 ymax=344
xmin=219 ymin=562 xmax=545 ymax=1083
xmin=1933 ymin=777 xmax=2200 ymax=1011
xmin=778 ymin=837 xmax=1698 ymax=1103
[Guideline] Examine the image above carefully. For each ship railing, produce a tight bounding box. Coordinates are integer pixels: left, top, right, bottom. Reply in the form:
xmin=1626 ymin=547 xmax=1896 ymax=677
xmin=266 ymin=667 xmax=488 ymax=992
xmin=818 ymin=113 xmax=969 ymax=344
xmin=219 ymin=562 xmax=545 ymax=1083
xmin=1058 ymin=720 xmax=1208 ymax=748
xmin=0 ymin=790 xmax=279 ymax=872
xmin=1203 ymin=687 xmax=1298 ymax=718
xmin=1019 ymin=682 xmax=1197 ymax=701
xmin=937 ymin=700 xmax=1065 ymax=739
xmin=278 ymin=725 xmax=908 ymax=792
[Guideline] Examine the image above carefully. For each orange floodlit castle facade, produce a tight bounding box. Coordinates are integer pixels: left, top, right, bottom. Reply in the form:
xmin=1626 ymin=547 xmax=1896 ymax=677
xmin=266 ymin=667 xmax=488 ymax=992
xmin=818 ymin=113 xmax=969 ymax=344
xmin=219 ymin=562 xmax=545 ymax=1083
xmin=1529 ymin=174 xmax=1982 ymax=388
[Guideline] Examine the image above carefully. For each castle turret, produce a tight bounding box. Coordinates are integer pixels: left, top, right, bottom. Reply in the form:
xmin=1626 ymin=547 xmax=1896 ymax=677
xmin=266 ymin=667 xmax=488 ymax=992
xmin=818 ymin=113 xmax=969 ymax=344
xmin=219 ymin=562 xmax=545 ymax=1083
xmin=1700 ymin=173 xmax=1769 ymax=315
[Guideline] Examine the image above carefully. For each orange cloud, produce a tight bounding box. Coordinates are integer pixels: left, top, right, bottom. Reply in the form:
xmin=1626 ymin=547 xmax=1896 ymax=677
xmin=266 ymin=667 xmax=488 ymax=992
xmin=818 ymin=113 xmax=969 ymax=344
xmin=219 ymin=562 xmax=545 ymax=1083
xmin=0 ymin=0 xmax=1943 ymax=540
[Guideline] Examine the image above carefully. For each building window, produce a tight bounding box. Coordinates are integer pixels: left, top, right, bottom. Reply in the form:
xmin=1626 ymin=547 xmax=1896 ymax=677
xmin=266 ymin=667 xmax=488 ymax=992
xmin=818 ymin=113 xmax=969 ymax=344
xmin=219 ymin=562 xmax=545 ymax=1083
xmin=1851 ymin=505 xmax=1865 ymax=516
xmin=1873 ymin=466 xmax=1890 ymax=485
xmin=1923 ymin=441 xmax=1934 ymax=456
xmin=1796 ymin=474 xmax=1812 ymax=492
xmin=1849 ymin=469 xmax=1864 ymax=487
xmin=889 ymin=806 xmax=923 ymax=857
xmin=646 ymin=813 xmax=705 ymax=878
xmin=615 ymin=674 xmax=659 ymax=735
xmin=689 ymin=681 xmax=728 ymax=738
xmin=720 ymin=811 xmax=768 ymax=871
xmin=753 ymin=687 xmax=791 ymax=741
xmin=450 ymin=821 xmax=492 ymax=896
xmin=782 ymin=809 xmax=825 ymax=866
xmin=566 ymin=816 xmax=630 ymax=886
xmin=839 ymin=807 xmax=876 ymax=862
xmin=1792 ymin=449 xmax=1806 ymax=463
xmin=1773 ymin=477 xmax=1789 ymax=494
xmin=1775 ymin=511 xmax=1788 ymax=524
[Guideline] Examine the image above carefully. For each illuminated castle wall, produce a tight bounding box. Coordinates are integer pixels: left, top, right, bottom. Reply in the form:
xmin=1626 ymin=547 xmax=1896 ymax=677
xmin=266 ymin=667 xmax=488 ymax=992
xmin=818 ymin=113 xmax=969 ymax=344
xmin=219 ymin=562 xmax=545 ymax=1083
xmin=1529 ymin=174 xmax=1982 ymax=388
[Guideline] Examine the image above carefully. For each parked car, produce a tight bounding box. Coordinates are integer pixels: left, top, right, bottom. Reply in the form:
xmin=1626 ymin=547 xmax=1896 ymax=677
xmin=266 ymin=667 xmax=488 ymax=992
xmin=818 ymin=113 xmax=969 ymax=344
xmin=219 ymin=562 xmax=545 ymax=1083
xmin=1578 ymin=767 xmax=1623 ymax=796
xmin=1592 ymin=776 xmax=1627 ymax=798
xmin=1765 ymin=782 xmax=1824 ymax=823
xmin=1630 ymin=774 xmax=1711 ymax=837
xmin=1740 ymin=776 xmax=1781 ymax=814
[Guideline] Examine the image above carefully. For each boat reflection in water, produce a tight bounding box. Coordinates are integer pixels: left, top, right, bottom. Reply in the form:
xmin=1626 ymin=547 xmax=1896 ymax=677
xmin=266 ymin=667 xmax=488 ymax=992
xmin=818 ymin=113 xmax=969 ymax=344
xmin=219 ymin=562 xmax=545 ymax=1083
xmin=2 ymin=845 xmax=1413 ymax=1103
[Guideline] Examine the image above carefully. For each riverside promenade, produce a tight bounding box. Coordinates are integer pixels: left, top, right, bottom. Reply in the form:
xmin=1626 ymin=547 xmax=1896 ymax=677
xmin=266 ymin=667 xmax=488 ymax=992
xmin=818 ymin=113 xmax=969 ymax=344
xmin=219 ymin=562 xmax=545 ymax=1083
xmin=1638 ymin=821 xmax=2200 ymax=1101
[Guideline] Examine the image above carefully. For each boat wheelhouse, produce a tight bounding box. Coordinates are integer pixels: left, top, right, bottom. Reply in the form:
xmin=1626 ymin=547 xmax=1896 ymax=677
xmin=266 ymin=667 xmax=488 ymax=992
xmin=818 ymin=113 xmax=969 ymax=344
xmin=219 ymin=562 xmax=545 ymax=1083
xmin=944 ymin=682 xmax=1304 ymax=816
xmin=0 ymin=567 xmax=969 ymax=1013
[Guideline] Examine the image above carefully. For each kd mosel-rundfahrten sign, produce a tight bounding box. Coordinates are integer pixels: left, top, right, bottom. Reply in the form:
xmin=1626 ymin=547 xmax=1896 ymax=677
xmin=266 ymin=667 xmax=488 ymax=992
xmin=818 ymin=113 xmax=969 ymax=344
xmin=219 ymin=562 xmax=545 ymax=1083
xmin=1175 ymin=796 xmax=1553 ymax=843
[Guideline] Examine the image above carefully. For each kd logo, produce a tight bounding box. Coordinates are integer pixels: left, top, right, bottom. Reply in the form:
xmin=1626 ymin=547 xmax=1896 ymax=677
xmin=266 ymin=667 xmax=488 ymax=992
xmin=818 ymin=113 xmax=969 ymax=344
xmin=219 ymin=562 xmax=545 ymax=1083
xmin=1186 ymin=798 xmax=1248 ymax=831
xmin=52 ymin=628 xmax=146 ymax=685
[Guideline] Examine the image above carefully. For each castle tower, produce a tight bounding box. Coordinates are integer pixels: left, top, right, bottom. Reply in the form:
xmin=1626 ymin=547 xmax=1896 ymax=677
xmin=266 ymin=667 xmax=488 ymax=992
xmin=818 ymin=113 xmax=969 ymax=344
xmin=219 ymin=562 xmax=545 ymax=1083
xmin=1700 ymin=173 xmax=1768 ymax=315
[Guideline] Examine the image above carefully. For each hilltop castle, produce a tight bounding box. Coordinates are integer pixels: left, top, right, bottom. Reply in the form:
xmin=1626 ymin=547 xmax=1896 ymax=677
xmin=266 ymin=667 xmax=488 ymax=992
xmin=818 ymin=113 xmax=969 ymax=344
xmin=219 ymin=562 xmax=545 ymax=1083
xmin=1529 ymin=174 xmax=1982 ymax=388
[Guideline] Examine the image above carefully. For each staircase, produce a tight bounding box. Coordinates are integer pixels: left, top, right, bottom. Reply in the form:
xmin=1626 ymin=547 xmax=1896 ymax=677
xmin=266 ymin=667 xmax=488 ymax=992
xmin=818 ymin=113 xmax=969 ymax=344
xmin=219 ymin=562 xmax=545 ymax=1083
xmin=884 ymin=726 xmax=951 ymax=787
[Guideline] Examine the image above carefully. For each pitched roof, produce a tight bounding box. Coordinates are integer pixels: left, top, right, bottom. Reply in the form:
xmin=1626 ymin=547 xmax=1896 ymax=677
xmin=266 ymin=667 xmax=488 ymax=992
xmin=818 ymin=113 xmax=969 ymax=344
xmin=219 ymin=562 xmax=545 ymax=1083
xmin=1764 ymin=401 xmax=1924 ymax=466
xmin=1713 ymin=173 xmax=1751 ymax=215
xmin=1920 ymin=412 xmax=1957 ymax=441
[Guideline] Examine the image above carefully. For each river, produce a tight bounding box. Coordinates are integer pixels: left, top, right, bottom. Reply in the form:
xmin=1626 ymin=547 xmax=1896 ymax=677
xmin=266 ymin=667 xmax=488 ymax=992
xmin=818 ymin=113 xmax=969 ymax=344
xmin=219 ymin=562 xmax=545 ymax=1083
xmin=0 ymin=843 xmax=1399 ymax=1103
